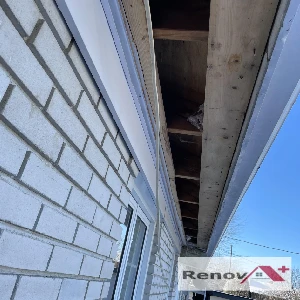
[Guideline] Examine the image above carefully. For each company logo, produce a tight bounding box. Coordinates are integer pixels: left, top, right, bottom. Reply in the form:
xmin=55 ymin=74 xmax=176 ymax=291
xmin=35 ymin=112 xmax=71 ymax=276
xmin=240 ymin=265 xmax=289 ymax=284
xmin=178 ymin=257 xmax=292 ymax=292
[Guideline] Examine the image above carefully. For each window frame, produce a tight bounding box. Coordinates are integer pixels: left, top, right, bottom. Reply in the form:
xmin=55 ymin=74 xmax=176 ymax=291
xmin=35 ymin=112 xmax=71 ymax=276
xmin=113 ymin=195 xmax=150 ymax=300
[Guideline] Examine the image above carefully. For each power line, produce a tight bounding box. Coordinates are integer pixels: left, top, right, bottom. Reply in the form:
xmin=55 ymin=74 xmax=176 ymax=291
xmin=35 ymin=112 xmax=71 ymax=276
xmin=224 ymin=237 xmax=300 ymax=255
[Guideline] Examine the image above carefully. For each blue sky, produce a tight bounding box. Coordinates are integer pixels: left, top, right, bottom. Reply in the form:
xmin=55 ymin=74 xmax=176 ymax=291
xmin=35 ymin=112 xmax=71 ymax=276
xmin=221 ymin=95 xmax=300 ymax=267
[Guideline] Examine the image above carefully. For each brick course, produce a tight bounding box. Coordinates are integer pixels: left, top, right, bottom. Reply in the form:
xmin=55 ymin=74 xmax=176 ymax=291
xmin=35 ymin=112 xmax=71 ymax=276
xmin=0 ymin=1 xmax=139 ymax=298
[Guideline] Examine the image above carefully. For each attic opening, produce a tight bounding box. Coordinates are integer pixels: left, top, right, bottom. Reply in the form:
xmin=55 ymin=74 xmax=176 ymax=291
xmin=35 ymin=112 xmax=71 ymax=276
xmin=150 ymin=0 xmax=211 ymax=245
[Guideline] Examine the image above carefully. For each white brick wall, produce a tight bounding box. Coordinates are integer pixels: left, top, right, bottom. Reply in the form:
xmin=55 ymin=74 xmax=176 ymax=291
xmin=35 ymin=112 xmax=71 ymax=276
xmin=88 ymin=174 xmax=111 ymax=208
xmin=102 ymin=134 xmax=121 ymax=168
xmin=21 ymin=152 xmax=71 ymax=206
xmin=84 ymin=138 xmax=108 ymax=178
xmin=0 ymin=123 xmax=28 ymax=175
xmin=47 ymin=246 xmax=83 ymax=275
xmin=14 ymin=277 xmax=62 ymax=300
xmin=5 ymin=0 xmax=41 ymax=36
xmin=3 ymin=86 xmax=63 ymax=161
xmin=144 ymin=224 xmax=175 ymax=300
xmin=100 ymin=261 xmax=114 ymax=279
xmin=118 ymin=159 xmax=130 ymax=183
xmin=47 ymin=89 xmax=87 ymax=150
xmin=74 ymin=225 xmax=100 ymax=252
xmin=0 ymin=274 xmax=17 ymax=300
xmin=0 ymin=66 xmax=11 ymax=98
xmin=57 ymin=279 xmax=87 ymax=300
xmin=106 ymin=166 xmax=122 ymax=195
xmin=0 ymin=231 xmax=52 ymax=271
xmin=32 ymin=22 xmax=82 ymax=104
xmin=80 ymin=255 xmax=103 ymax=277
xmin=86 ymin=281 xmax=103 ymax=300
xmin=0 ymin=9 xmax=52 ymax=106
xmin=98 ymin=99 xmax=118 ymax=138
xmin=66 ymin=187 xmax=96 ymax=224
xmin=107 ymin=195 xmax=122 ymax=218
xmin=93 ymin=207 xmax=113 ymax=235
xmin=0 ymin=1 xmax=139 ymax=298
xmin=97 ymin=236 xmax=113 ymax=257
xmin=77 ymin=92 xmax=106 ymax=144
xmin=110 ymin=221 xmax=122 ymax=241
xmin=101 ymin=281 xmax=110 ymax=298
xmin=35 ymin=206 xmax=77 ymax=243
xmin=120 ymin=185 xmax=130 ymax=206
xmin=58 ymin=145 xmax=92 ymax=189
xmin=68 ymin=44 xmax=100 ymax=103
xmin=0 ymin=174 xmax=41 ymax=229
xmin=116 ymin=132 xmax=130 ymax=162
xmin=110 ymin=242 xmax=119 ymax=259
xmin=36 ymin=0 xmax=72 ymax=48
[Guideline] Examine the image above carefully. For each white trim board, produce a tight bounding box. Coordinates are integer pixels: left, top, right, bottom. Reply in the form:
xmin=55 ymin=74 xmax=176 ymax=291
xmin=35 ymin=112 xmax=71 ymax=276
xmin=55 ymin=0 xmax=184 ymax=251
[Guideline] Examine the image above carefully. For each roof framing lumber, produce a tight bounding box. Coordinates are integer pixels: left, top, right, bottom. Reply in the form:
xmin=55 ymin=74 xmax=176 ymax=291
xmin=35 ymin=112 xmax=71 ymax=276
xmin=197 ymin=0 xmax=279 ymax=248
xmin=176 ymin=174 xmax=200 ymax=181
xmin=180 ymin=199 xmax=200 ymax=205
xmin=153 ymin=28 xmax=208 ymax=41
xmin=167 ymin=123 xmax=202 ymax=136
xmin=181 ymin=216 xmax=198 ymax=220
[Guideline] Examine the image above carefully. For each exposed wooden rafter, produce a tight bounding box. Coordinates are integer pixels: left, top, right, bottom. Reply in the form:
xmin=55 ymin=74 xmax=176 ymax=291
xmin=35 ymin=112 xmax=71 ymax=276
xmin=182 ymin=217 xmax=198 ymax=230
xmin=181 ymin=215 xmax=198 ymax=221
xmin=167 ymin=119 xmax=202 ymax=136
xmin=153 ymin=28 xmax=208 ymax=41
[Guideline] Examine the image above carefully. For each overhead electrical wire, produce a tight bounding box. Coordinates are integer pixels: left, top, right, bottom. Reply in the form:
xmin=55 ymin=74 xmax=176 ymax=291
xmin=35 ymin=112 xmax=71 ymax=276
xmin=225 ymin=237 xmax=300 ymax=255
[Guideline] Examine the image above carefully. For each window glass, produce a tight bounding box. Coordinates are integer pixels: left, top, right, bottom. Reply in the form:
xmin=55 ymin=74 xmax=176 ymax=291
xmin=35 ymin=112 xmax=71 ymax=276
xmin=106 ymin=206 xmax=133 ymax=300
xmin=119 ymin=216 xmax=147 ymax=299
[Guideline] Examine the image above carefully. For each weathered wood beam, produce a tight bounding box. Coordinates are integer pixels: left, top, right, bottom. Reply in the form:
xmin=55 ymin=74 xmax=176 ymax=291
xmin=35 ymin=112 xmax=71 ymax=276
xmin=174 ymin=155 xmax=201 ymax=180
xmin=175 ymin=174 xmax=200 ymax=181
xmin=168 ymin=127 xmax=202 ymax=136
xmin=176 ymin=177 xmax=200 ymax=204
xmin=165 ymin=97 xmax=204 ymax=136
xmin=153 ymin=28 xmax=208 ymax=41
xmin=179 ymin=199 xmax=199 ymax=205
xmin=167 ymin=117 xmax=202 ymax=136
xmin=170 ymin=134 xmax=202 ymax=178
xmin=182 ymin=217 xmax=198 ymax=230
xmin=181 ymin=215 xmax=198 ymax=220
xmin=197 ymin=0 xmax=280 ymax=249
xmin=180 ymin=202 xmax=199 ymax=219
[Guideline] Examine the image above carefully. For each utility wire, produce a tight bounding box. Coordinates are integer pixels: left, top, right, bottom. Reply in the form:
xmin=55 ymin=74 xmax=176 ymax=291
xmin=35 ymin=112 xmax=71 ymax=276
xmin=225 ymin=237 xmax=300 ymax=255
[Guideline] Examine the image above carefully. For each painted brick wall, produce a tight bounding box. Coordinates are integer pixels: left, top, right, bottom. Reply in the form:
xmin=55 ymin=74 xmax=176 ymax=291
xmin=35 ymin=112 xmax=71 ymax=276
xmin=144 ymin=223 xmax=176 ymax=300
xmin=168 ymin=256 xmax=179 ymax=300
xmin=0 ymin=1 xmax=137 ymax=299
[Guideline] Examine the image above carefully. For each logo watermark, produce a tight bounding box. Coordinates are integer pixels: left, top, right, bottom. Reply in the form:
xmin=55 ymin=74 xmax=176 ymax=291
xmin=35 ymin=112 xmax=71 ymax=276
xmin=178 ymin=257 xmax=292 ymax=292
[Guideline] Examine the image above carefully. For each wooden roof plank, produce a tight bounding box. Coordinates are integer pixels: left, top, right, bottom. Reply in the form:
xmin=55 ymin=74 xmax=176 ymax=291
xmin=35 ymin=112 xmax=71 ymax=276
xmin=197 ymin=0 xmax=279 ymax=249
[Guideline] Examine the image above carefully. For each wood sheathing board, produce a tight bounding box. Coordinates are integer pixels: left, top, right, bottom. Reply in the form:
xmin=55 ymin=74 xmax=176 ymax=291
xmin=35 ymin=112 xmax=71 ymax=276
xmin=117 ymin=0 xmax=182 ymax=218
xmin=197 ymin=0 xmax=279 ymax=249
